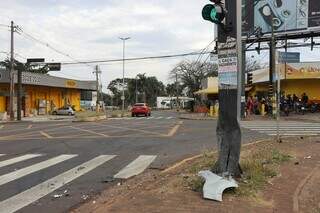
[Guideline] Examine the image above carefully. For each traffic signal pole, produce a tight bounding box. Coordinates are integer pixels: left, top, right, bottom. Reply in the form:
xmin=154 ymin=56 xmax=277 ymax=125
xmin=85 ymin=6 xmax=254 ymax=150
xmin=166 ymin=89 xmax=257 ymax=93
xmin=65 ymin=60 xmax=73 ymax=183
xmin=9 ymin=21 xmax=15 ymax=121
xmin=201 ymin=0 xmax=242 ymax=177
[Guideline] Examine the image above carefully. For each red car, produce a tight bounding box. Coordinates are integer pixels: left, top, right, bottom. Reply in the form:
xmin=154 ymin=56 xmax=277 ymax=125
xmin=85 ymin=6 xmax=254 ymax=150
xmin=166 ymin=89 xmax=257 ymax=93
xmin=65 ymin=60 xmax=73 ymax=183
xmin=131 ymin=103 xmax=151 ymax=117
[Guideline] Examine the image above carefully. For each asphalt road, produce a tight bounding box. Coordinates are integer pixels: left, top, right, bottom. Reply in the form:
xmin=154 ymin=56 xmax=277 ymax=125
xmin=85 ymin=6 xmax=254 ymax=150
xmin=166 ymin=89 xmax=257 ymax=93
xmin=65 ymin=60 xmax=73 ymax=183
xmin=0 ymin=111 xmax=266 ymax=213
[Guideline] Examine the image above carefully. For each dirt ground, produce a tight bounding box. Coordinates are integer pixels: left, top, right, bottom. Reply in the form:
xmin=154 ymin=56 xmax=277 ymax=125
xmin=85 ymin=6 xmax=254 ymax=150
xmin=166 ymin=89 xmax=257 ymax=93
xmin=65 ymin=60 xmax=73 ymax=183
xmin=72 ymin=137 xmax=320 ymax=213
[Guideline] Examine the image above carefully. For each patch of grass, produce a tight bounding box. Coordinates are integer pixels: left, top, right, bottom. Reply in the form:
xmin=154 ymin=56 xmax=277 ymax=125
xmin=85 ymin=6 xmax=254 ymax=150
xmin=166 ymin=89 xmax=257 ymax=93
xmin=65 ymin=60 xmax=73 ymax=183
xmin=234 ymin=148 xmax=292 ymax=197
xmin=75 ymin=111 xmax=105 ymax=118
xmin=106 ymin=110 xmax=130 ymax=118
xmin=184 ymin=147 xmax=292 ymax=197
xmin=188 ymin=176 xmax=205 ymax=192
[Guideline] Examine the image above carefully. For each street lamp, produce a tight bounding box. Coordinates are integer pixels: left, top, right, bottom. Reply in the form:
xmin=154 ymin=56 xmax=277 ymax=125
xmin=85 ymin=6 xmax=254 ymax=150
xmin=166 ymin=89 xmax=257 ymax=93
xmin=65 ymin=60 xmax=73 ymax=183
xmin=119 ymin=37 xmax=130 ymax=116
xmin=135 ymin=75 xmax=138 ymax=103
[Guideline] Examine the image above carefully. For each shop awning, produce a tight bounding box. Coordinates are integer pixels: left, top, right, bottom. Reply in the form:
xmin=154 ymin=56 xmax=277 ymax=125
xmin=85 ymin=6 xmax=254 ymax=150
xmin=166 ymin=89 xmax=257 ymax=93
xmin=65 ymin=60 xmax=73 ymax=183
xmin=194 ymin=87 xmax=218 ymax=95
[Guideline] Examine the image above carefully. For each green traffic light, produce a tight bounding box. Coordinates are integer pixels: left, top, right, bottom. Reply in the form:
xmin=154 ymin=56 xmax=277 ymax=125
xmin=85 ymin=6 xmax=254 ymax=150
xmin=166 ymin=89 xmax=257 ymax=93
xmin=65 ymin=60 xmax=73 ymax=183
xmin=202 ymin=4 xmax=225 ymax=24
xmin=210 ymin=8 xmax=218 ymax=21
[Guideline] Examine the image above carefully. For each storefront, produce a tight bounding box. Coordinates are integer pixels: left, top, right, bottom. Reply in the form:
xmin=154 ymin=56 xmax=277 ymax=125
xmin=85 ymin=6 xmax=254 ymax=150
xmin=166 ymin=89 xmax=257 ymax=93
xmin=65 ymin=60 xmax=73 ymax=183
xmin=0 ymin=70 xmax=96 ymax=116
xmin=250 ymin=62 xmax=320 ymax=102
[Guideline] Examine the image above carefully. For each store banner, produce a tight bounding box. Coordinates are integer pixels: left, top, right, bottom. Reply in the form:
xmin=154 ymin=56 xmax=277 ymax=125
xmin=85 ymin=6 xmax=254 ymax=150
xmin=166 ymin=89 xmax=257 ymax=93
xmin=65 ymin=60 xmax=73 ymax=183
xmin=285 ymin=62 xmax=320 ymax=79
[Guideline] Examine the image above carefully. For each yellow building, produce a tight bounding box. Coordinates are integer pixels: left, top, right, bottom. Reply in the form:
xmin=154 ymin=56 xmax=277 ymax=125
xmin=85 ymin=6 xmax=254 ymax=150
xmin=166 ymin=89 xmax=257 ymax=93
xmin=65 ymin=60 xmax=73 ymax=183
xmin=250 ymin=62 xmax=320 ymax=102
xmin=0 ymin=70 xmax=96 ymax=116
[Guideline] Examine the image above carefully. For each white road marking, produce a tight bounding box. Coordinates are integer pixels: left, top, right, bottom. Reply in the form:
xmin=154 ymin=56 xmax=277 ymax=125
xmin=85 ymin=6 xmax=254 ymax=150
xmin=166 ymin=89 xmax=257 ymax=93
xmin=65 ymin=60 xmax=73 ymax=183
xmin=166 ymin=117 xmax=174 ymax=119
xmin=269 ymin=133 xmax=318 ymax=136
xmin=0 ymin=154 xmax=5 ymax=157
xmin=0 ymin=154 xmax=43 ymax=169
xmin=242 ymin=122 xmax=320 ymax=136
xmin=0 ymin=154 xmax=77 ymax=186
xmin=249 ymin=128 xmax=320 ymax=130
xmin=0 ymin=155 xmax=116 ymax=213
xmin=114 ymin=155 xmax=156 ymax=179
xmin=155 ymin=117 xmax=163 ymax=120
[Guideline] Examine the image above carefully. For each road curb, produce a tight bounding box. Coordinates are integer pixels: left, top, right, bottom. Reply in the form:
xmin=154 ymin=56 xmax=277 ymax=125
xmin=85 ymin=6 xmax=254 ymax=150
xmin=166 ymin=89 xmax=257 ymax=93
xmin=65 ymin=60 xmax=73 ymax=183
xmin=179 ymin=115 xmax=217 ymax=121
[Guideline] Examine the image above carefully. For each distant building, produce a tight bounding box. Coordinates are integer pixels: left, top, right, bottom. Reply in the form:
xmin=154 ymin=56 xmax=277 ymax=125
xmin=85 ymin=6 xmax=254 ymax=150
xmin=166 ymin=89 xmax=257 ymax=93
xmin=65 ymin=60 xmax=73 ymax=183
xmin=249 ymin=62 xmax=320 ymax=102
xmin=156 ymin=96 xmax=194 ymax=109
xmin=0 ymin=69 xmax=96 ymax=116
xmin=194 ymin=77 xmax=218 ymax=102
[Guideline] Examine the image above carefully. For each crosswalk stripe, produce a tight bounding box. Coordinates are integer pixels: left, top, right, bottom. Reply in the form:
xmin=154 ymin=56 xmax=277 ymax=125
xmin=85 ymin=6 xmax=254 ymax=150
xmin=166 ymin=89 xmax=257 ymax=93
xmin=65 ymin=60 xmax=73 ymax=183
xmin=114 ymin=155 xmax=156 ymax=179
xmin=269 ymin=133 xmax=318 ymax=136
xmin=0 ymin=154 xmax=43 ymax=169
xmin=0 ymin=154 xmax=77 ymax=186
xmin=250 ymin=128 xmax=320 ymax=131
xmin=0 ymin=155 xmax=116 ymax=213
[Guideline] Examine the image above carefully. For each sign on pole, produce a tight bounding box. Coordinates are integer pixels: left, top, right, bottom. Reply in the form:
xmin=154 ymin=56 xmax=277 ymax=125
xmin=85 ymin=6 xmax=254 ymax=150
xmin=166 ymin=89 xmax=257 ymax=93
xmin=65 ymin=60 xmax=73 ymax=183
xmin=218 ymin=39 xmax=238 ymax=90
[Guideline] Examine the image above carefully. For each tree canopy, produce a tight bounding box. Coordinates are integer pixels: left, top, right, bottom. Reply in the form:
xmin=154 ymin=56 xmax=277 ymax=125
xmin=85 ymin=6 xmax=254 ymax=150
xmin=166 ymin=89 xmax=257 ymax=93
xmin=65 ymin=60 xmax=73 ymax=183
xmin=169 ymin=60 xmax=218 ymax=97
xmin=0 ymin=58 xmax=50 ymax=74
xmin=107 ymin=74 xmax=166 ymax=107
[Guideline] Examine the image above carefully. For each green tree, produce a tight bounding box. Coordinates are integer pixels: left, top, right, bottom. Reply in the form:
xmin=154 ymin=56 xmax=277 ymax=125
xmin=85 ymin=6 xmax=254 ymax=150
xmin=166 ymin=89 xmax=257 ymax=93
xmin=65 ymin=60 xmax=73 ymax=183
xmin=165 ymin=83 xmax=184 ymax=97
xmin=169 ymin=60 xmax=218 ymax=97
xmin=107 ymin=74 xmax=166 ymax=107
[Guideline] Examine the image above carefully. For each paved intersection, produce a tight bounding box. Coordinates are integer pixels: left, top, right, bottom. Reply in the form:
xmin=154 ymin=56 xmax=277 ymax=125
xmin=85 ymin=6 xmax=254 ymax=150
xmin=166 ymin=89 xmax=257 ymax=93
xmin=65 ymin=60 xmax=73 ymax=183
xmin=0 ymin=112 xmax=221 ymax=213
xmin=0 ymin=111 xmax=315 ymax=213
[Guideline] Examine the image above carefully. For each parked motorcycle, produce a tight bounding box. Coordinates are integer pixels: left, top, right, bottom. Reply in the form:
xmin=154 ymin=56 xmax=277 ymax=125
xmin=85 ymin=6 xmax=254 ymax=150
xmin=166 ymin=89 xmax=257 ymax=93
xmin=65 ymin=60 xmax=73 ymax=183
xmin=280 ymin=100 xmax=290 ymax=116
xmin=295 ymin=100 xmax=308 ymax=115
xmin=310 ymin=102 xmax=320 ymax=113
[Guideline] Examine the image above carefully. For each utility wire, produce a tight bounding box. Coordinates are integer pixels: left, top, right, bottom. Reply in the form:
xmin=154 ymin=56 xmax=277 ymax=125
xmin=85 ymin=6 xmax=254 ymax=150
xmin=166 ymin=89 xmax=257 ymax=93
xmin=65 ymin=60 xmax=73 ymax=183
xmin=15 ymin=26 xmax=94 ymax=68
xmin=58 ymin=51 xmax=212 ymax=66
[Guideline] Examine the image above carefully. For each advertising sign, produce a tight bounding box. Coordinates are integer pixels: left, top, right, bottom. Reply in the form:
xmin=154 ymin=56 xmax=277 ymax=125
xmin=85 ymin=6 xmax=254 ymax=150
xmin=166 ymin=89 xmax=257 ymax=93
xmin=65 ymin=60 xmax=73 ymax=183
xmin=218 ymin=40 xmax=238 ymax=89
xmin=243 ymin=0 xmax=320 ymax=35
xmin=284 ymin=62 xmax=320 ymax=79
xmin=278 ymin=52 xmax=301 ymax=63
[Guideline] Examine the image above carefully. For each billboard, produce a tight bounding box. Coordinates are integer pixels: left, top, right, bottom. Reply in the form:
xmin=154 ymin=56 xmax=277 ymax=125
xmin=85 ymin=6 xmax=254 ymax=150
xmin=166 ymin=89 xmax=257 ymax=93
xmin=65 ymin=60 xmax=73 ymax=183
xmin=284 ymin=62 xmax=320 ymax=79
xmin=243 ymin=0 xmax=320 ymax=35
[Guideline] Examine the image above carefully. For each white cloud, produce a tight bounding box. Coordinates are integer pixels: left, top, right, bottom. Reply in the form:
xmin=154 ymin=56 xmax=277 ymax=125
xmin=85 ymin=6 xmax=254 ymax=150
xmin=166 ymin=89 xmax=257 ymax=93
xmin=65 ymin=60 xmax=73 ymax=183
xmin=0 ymin=0 xmax=216 ymax=91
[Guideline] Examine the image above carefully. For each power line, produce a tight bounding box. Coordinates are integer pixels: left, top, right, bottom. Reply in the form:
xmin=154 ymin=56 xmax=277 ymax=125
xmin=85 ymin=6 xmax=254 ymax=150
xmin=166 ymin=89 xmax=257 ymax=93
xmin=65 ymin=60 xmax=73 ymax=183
xmin=58 ymin=51 xmax=212 ymax=66
xmin=15 ymin=26 xmax=94 ymax=68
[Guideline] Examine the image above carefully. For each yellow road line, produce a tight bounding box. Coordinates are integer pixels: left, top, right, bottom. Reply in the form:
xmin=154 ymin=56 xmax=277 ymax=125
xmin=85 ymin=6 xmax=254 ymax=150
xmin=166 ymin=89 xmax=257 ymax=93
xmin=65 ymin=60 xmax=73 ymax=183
xmin=70 ymin=126 xmax=110 ymax=138
xmin=96 ymin=123 xmax=166 ymax=137
xmin=166 ymin=121 xmax=183 ymax=137
xmin=40 ymin=131 xmax=53 ymax=139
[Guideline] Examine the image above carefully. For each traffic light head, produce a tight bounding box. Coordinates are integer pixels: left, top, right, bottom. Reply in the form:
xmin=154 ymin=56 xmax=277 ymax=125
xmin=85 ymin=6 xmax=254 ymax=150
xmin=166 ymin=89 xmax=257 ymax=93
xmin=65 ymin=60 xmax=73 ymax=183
xmin=202 ymin=3 xmax=225 ymax=25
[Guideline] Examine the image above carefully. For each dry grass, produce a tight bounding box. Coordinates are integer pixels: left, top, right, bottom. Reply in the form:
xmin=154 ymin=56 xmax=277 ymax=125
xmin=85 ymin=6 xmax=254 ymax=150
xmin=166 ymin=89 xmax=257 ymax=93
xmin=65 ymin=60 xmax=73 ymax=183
xmin=184 ymin=147 xmax=292 ymax=196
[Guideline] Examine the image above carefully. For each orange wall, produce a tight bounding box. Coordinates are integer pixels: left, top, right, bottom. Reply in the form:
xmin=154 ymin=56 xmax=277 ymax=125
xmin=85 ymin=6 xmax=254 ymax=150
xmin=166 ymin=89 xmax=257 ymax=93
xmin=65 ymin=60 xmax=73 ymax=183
xmin=250 ymin=79 xmax=320 ymax=101
xmin=0 ymin=83 xmax=81 ymax=114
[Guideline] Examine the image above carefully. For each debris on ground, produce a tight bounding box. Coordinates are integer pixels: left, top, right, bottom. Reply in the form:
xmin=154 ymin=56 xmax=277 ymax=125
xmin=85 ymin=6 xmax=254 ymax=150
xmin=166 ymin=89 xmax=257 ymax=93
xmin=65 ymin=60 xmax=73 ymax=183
xmin=198 ymin=170 xmax=238 ymax=202
xmin=53 ymin=194 xmax=63 ymax=198
xmin=81 ymin=195 xmax=89 ymax=200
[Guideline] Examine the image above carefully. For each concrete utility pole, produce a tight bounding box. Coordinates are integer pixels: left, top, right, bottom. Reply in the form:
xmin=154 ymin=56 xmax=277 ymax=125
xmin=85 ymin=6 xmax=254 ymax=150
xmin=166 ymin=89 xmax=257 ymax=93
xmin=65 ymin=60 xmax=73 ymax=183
xmin=236 ymin=0 xmax=243 ymax=122
xmin=135 ymin=75 xmax=138 ymax=103
xmin=9 ymin=21 xmax=15 ymax=121
xmin=119 ymin=37 xmax=130 ymax=116
xmin=175 ymin=73 xmax=179 ymax=111
xmin=93 ymin=65 xmax=101 ymax=113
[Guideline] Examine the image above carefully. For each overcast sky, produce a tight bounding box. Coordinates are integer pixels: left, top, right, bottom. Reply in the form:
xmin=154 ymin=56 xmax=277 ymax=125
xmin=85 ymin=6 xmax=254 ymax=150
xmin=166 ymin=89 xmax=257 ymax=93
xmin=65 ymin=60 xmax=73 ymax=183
xmin=0 ymin=0 xmax=219 ymax=92
xmin=1 ymin=0 xmax=319 ymax=93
